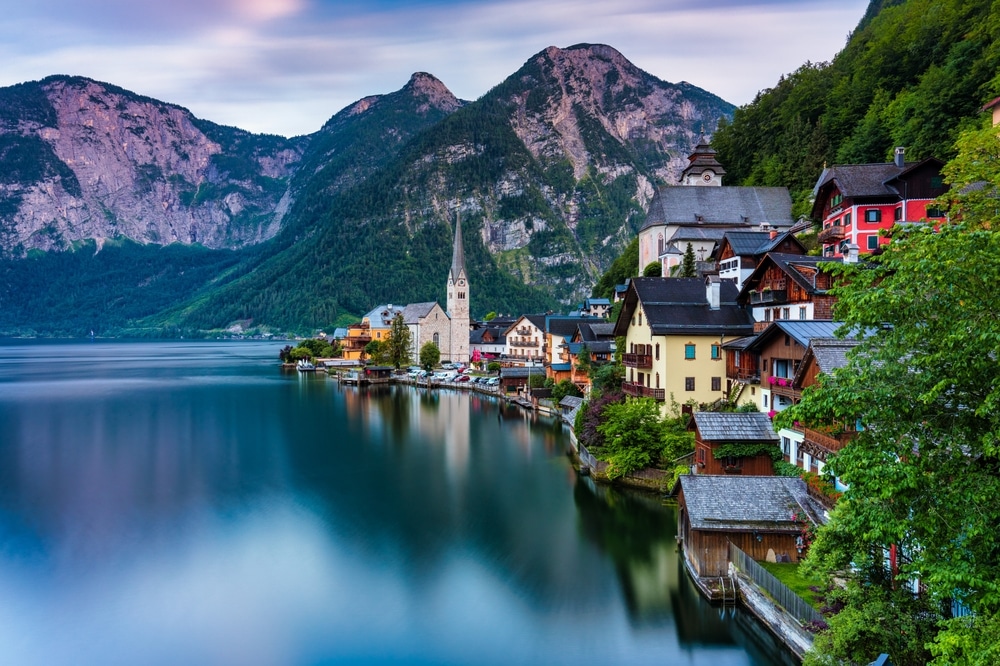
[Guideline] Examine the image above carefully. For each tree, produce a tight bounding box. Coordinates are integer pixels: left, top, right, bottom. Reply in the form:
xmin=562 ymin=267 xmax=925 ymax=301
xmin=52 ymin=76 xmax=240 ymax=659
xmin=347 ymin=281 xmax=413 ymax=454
xmin=551 ymin=379 xmax=582 ymax=403
xmin=783 ymin=121 xmax=1000 ymax=664
xmin=364 ymin=339 xmax=388 ymax=365
xmin=574 ymin=344 xmax=592 ymax=377
xmin=595 ymin=398 xmax=668 ymax=479
xmin=419 ymin=341 xmax=440 ymax=371
xmin=386 ymin=313 xmax=412 ymax=370
xmin=642 ymin=261 xmax=661 ymax=277
xmin=679 ymin=242 xmax=697 ymax=277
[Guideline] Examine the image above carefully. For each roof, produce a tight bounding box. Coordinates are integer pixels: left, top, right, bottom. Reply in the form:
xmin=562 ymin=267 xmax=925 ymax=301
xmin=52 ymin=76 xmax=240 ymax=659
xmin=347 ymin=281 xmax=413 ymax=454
xmin=363 ymin=304 xmax=406 ymax=328
xmin=559 ymin=396 xmax=584 ymax=408
xmin=810 ymin=337 xmax=861 ymax=373
xmin=331 ymin=328 xmax=348 ymax=339
xmin=401 ymin=302 xmax=440 ymax=324
xmin=583 ymin=298 xmax=611 ymax=307
xmin=469 ymin=327 xmax=505 ymax=345
xmin=722 ymin=335 xmax=758 ymax=351
xmin=614 ymin=277 xmax=754 ymax=337
xmin=746 ymin=320 xmax=843 ymax=352
xmin=811 ymin=157 xmax=947 ymax=218
xmin=641 ymin=186 xmax=793 ymax=232
xmin=567 ymin=341 xmax=614 ymax=355
xmin=500 ymin=367 xmax=534 ymax=378
xmin=666 ymin=227 xmax=731 ymax=243
xmin=677 ymin=475 xmax=827 ymax=531
xmin=450 ymin=216 xmax=466 ymax=279
xmin=545 ymin=315 xmax=600 ymax=337
xmin=693 ymin=412 xmax=777 ymax=442
xmin=739 ymin=253 xmax=842 ymax=300
xmin=550 ymin=363 xmax=572 ymax=372
xmin=577 ymin=322 xmax=616 ymax=341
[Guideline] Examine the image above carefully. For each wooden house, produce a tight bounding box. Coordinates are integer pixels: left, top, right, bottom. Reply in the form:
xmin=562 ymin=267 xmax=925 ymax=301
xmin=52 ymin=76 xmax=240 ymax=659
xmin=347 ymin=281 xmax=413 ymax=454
xmin=716 ymin=230 xmax=806 ymax=290
xmin=674 ymin=475 xmax=827 ymax=578
xmin=692 ymin=412 xmax=779 ymax=476
xmin=738 ymin=253 xmax=841 ymax=332
xmin=745 ymin=320 xmax=842 ymax=414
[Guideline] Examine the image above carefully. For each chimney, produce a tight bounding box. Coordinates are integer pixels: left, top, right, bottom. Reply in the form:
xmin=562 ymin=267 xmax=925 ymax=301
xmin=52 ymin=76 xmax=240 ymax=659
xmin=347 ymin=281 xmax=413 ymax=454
xmin=769 ymin=229 xmax=778 ymax=240
xmin=843 ymin=243 xmax=860 ymax=264
xmin=894 ymin=147 xmax=905 ymax=168
xmin=706 ymin=276 xmax=721 ymax=310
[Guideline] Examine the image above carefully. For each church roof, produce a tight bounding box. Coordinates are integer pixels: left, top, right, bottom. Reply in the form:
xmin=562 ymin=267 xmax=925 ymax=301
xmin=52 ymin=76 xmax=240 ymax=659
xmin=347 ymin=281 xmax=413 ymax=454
xmin=450 ymin=215 xmax=466 ymax=278
xmin=640 ymin=186 xmax=793 ymax=232
xmin=680 ymin=137 xmax=727 ymax=180
xmin=401 ymin=302 xmax=441 ymax=324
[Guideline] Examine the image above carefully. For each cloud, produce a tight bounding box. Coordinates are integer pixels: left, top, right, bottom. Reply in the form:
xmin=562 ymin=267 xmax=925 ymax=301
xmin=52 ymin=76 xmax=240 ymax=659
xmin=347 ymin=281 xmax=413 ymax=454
xmin=0 ymin=0 xmax=868 ymax=136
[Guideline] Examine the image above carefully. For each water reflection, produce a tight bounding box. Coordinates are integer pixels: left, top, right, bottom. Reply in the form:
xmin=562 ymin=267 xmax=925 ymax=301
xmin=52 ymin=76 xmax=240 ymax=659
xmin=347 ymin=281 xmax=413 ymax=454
xmin=0 ymin=342 xmax=794 ymax=665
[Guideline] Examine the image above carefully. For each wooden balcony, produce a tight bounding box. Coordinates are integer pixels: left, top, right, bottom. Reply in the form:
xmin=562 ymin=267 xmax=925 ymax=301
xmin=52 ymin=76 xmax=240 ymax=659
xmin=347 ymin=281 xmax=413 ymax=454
xmin=798 ymin=426 xmax=855 ymax=454
xmin=818 ymin=226 xmax=845 ymax=244
xmin=623 ymin=353 xmax=652 ymax=368
xmin=622 ymin=381 xmax=665 ymax=401
xmin=750 ymin=289 xmax=787 ymax=304
xmin=728 ymin=369 xmax=760 ymax=383
xmin=510 ymin=339 xmax=539 ymax=347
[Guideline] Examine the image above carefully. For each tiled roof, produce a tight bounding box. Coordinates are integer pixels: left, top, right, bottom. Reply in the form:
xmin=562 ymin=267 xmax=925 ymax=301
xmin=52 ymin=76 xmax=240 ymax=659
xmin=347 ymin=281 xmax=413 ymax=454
xmin=641 ymin=186 xmax=793 ymax=231
xmin=500 ymin=367 xmax=533 ymax=378
xmin=693 ymin=412 xmax=777 ymax=441
xmin=813 ymin=163 xmax=908 ymax=199
xmin=667 ymin=227 xmax=731 ymax=243
xmin=363 ymin=304 xmax=406 ymax=328
xmin=723 ymin=230 xmax=775 ymax=256
xmin=567 ymin=341 xmax=613 ymax=355
xmin=559 ymin=396 xmax=585 ymax=408
xmin=678 ymin=475 xmax=827 ymax=531
xmin=722 ymin=334 xmax=758 ymax=350
xmin=577 ymin=322 xmax=616 ymax=341
xmin=545 ymin=315 xmax=599 ymax=337
xmin=469 ymin=327 xmax=505 ymax=345
xmin=809 ymin=337 xmax=861 ymax=374
xmin=401 ymin=301 xmax=440 ymax=324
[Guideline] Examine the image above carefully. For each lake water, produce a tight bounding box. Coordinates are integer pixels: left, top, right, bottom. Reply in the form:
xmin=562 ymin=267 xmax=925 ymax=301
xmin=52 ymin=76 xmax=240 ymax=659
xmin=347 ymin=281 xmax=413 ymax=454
xmin=0 ymin=341 xmax=795 ymax=665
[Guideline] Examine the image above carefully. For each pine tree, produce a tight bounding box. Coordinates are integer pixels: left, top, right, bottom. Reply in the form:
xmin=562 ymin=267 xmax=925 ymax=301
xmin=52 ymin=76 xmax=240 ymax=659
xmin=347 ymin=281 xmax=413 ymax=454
xmin=680 ymin=242 xmax=697 ymax=277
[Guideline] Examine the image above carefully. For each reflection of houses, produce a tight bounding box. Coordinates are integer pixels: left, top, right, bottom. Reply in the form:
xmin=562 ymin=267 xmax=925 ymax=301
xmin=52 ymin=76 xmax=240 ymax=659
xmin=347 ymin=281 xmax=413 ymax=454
xmin=674 ymin=475 xmax=827 ymax=578
xmin=692 ymin=412 xmax=778 ymax=476
xmin=614 ymin=277 xmax=753 ymax=410
xmin=716 ymin=230 xmax=806 ymax=290
xmin=737 ymin=254 xmax=842 ymax=332
xmin=812 ymin=149 xmax=948 ymax=258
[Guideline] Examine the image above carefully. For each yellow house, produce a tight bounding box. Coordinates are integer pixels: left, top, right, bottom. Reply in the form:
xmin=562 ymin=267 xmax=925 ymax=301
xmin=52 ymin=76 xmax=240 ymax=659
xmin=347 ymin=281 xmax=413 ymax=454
xmin=613 ymin=276 xmax=754 ymax=412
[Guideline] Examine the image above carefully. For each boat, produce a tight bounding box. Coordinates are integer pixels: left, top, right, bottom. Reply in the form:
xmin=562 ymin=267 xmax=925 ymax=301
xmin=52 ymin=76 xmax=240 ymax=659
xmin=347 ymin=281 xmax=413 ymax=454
xmin=296 ymin=359 xmax=317 ymax=372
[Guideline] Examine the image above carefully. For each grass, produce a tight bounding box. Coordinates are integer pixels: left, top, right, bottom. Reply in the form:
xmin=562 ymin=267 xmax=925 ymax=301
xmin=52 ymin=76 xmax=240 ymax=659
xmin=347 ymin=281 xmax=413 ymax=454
xmin=759 ymin=561 xmax=824 ymax=610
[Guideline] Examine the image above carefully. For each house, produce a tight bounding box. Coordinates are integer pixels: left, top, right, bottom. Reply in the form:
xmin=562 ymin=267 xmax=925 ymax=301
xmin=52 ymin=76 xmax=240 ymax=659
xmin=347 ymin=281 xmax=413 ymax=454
xmin=341 ymin=322 xmax=372 ymax=361
xmin=502 ymin=315 xmax=547 ymax=364
xmin=812 ymin=149 xmax=948 ymax=258
xmin=613 ymin=277 xmax=754 ymax=411
xmin=692 ymin=412 xmax=779 ymax=476
xmin=742 ymin=320 xmax=843 ymax=414
xmin=499 ymin=366 xmax=535 ymax=394
xmin=541 ymin=315 xmax=604 ymax=381
xmin=716 ymin=230 xmax=806 ymax=290
xmin=737 ymin=253 xmax=842 ymax=332
xmin=674 ymin=474 xmax=827 ymax=578
xmin=554 ymin=321 xmax=616 ymax=389
xmin=777 ymin=337 xmax=862 ymax=483
xmin=469 ymin=325 xmax=506 ymax=361
xmin=578 ymin=298 xmax=611 ymax=318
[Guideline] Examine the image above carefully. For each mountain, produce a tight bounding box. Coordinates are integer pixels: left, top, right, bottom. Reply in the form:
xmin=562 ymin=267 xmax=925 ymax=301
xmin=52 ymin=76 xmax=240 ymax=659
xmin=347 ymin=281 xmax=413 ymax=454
xmin=710 ymin=0 xmax=1000 ymax=213
xmin=0 ymin=45 xmax=734 ymax=335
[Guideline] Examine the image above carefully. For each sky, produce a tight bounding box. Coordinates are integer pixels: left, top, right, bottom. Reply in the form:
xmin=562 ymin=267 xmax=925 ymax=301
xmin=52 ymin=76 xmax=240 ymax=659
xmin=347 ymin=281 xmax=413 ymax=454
xmin=0 ymin=0 xmax=870 ymax=138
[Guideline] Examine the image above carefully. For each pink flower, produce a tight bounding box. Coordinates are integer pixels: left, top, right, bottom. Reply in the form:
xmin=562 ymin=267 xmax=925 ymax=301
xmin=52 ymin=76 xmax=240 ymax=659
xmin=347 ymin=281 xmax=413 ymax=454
xmin=768 ymin=376 xmax=777 ymax=385
xmin=768 ymin=409 xmax=777 ymax=419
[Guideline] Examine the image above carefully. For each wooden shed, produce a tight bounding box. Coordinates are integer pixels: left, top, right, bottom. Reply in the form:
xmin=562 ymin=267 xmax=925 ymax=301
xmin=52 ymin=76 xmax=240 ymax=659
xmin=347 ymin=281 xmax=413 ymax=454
xmin=673 ymin=474 xmax=827 ymax=578
xmin=692 ymin=411 xmax=779 ymax=476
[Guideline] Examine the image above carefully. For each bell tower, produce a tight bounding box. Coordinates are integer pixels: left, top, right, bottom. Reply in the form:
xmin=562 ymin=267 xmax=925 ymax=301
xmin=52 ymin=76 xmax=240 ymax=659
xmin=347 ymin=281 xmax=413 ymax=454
xmin=446 ymin=214 xmax=470 ymax=364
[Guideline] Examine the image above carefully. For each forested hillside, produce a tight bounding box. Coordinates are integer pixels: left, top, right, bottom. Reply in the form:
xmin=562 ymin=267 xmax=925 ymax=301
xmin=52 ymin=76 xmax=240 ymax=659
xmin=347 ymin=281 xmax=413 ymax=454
xmin=711 ymin=0 xmax=1000 ymax=213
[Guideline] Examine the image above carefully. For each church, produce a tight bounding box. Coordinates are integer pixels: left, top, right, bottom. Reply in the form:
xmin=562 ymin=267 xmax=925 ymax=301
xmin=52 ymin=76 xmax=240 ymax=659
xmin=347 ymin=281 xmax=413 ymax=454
xmin=637 ymin=138 xmax=795 ymax=276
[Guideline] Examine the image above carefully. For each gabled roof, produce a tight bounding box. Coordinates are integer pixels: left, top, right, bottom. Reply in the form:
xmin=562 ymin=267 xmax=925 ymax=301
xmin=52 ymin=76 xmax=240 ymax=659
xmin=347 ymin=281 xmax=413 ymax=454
xmin=614 ymin=277 xmax=754 ymax=337
xmin=504 ymin=314 xmax=546 ymax=337
xmin=576 ymin=322 xmax=616 ymax=342
xmin=363 ymin=304 xmax=406 ymax=328
xmin=676 ymin=475 xmax=827 ymax=531
xmin=793 ymin=337 xmax=863 ymax=388
xmin=567 ymin=341 xmax=614 ymax=355
xmin=583 ymin=297 xmax=611 ymax=307
xmin=811 ymin=157 xmax=947 ymax=218
xmin=545 ymin=315 xmax=600 ymax=337
xmin=693 ymin=412 xmax=777 ymax=442
xmin=739 ymin=253 xmax=842 ymax=302
xmin=401 ymin=302 xmax=441 ymax=324
xmin=470 ymin=327 xmax=505 ymax=345
xmin=641 ymin=186 xmax=794 ymax=231
xmin=746 ymin=320 xmax=843 ymax=352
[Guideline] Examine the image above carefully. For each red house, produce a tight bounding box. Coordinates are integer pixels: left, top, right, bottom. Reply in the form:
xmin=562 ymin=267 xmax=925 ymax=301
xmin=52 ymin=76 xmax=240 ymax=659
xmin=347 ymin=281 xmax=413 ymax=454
xmin=812 ymin=148 xmax=948 ymax=258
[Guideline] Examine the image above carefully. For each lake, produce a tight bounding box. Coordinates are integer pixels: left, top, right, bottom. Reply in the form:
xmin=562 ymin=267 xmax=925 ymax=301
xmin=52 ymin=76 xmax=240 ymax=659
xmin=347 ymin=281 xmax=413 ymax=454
xmin=0 ymin=340 xmax=796 ymax=665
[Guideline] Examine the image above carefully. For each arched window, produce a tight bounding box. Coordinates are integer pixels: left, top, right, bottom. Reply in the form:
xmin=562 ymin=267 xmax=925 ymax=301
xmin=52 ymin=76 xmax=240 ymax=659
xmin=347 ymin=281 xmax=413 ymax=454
xmin=433 ymin=332 xmax=440 ymax=346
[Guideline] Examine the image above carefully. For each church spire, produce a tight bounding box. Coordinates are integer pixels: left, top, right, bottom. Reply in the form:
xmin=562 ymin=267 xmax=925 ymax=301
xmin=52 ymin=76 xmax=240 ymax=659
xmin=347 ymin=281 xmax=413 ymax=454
xmin=450 ymin=212 xmax=466 ymax=279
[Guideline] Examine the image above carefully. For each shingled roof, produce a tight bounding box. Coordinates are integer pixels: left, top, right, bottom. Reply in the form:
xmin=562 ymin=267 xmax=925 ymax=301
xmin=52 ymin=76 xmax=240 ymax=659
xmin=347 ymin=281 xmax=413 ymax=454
xmin=677 ymin=475 xmax=827 ymax=531
xmin=693 ymin=412 xmax=777 ymax=442
xmin=401 ymin=302 xmax=440 ymax=324
xmin=641 ymin=186 xmax=793 ymax=232
xmin=739 ymin=253 xmax=842 ymax=302
xmin=613 ymin=277 xmax=754 ymax=337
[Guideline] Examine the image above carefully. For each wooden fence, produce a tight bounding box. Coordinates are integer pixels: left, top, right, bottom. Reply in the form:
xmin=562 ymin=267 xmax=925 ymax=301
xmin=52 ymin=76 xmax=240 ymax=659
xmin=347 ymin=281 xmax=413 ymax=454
xmin=728 ymin=542 xmax=824 ymax=626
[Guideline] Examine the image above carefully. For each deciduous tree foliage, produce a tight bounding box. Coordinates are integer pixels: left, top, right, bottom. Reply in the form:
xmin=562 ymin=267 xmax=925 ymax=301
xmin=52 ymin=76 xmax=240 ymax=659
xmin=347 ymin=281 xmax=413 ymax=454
xmin=386 ymin=313 xmax=412 ymax=369
xmin=785 ymin=120 xmax=1000 ymax=665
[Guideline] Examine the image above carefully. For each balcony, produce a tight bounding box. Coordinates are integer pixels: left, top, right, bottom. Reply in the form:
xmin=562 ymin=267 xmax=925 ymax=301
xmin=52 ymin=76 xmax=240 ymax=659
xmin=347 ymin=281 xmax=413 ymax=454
xmin=623 ymin=353 xmax=652 ymax=368
xmin=728 ymin=368 xmax=760 ymax=383
xmin=818 ymin=226 xmax=845 ymax=244
xmin=622 ymin=382 xmax=665 ymax=401
xmin=749 ymin=289 xmax=787 ymax=304
xmin=790 ymin=426 xmax=856 ymax=455
xmin=509 ymin=339 xmax=539 ymax=347
xmin=514 ymin=327 xmax=534 ymax=336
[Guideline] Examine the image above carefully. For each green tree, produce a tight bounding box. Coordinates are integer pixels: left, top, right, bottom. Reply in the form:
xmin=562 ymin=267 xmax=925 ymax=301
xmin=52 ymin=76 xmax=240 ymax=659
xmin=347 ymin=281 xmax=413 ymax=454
xmin=592 ymin=237 xmax=639 ymax=299
xmin=364 ymin=339 xmax=388 ymax=365
xmin=784 ymin=121 xmax=1000 ymax=664
xmin=574 ymin=344 xmax=592 ymax=378
xmin=679 ymin=242 xmax=697 ymax=277
xmin=551 ymin=379 xmax=582 ymax=403
xmin=642 ymin=261 xmax=661 ymax=277
xmin=386 ymin=313 xmax=412 ymax=370
xmin=595 ymin=398 xmax=668 ymax=479
xmin=419 ymin=341 xmax=440 ymax=371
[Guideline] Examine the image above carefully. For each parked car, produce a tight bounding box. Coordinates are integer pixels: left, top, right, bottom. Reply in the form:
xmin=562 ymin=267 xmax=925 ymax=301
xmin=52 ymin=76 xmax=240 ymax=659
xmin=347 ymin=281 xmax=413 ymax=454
xmin=455 ymin=375 xmax=471 ymax=382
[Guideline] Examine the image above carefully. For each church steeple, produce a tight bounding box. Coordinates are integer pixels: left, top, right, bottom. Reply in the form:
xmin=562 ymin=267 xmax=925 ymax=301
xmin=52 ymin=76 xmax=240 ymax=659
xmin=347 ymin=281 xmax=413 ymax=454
xmin=446 ymin=213 xmax=470 ymax=364
xmin=680 ymin=134 xmax=726 ymax=186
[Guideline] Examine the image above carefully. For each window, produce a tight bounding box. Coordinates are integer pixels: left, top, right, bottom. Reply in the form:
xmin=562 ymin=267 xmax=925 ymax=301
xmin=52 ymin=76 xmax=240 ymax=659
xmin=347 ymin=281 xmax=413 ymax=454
xmin=931 ymin=176 xmax=943 ymax=189
xmin=781 ymin=437 xmax=791 ymax=456
xmin=926 ymin=207 xmax=945 ymax=218
xmin=784 ymin=334 xmax=790 ymax=346
xmin=799 ymin=306 xmax=806 ymax=320
xmin=638 ymin=312 xmax=643 ymax=326
xmin=895 ymin=207 xmax=903 ymax=221
xmin=843 ymin=212 xmax=852 ymax=227
xmin=433 ymin=332 xmax=440 ymax=345
xmin=865 ymin=209 xmax=881 ymax=223
xmin=684 ymin=344 xmax=696 ymax=360
xmin=773 ymin=308 xmax=781 ymax=320
xmin=711 ymin=344 xmax=721 ymax=360
xmin=763 ymin=394 xmax=768 ymax=407
xmin=830 ymin=194 xmax=843 ymax=208
xmin=696 ymin=448 xmax=705 ymax=465
xmin=656 ymin=373 xmax=660 ymax=388
xmin=655 ymin=343 xmax=660 ymax=360
xmin=867 ymin=235 xmax=879 ymax=250
xmin=685 ymin=377 xmax=695 ymax=391
xmin=764 ymin=309 xmax=771 ymax=322
xmin=783 ymin=308 xmax=790 ymax=320
xmin=711 ymin=377 xmax=721 ymax=391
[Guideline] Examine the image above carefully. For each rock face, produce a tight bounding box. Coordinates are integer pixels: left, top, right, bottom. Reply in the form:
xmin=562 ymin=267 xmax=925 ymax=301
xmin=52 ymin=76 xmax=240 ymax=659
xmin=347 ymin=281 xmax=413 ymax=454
xmin=0 ymin=76 xmax=306 ymax=252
